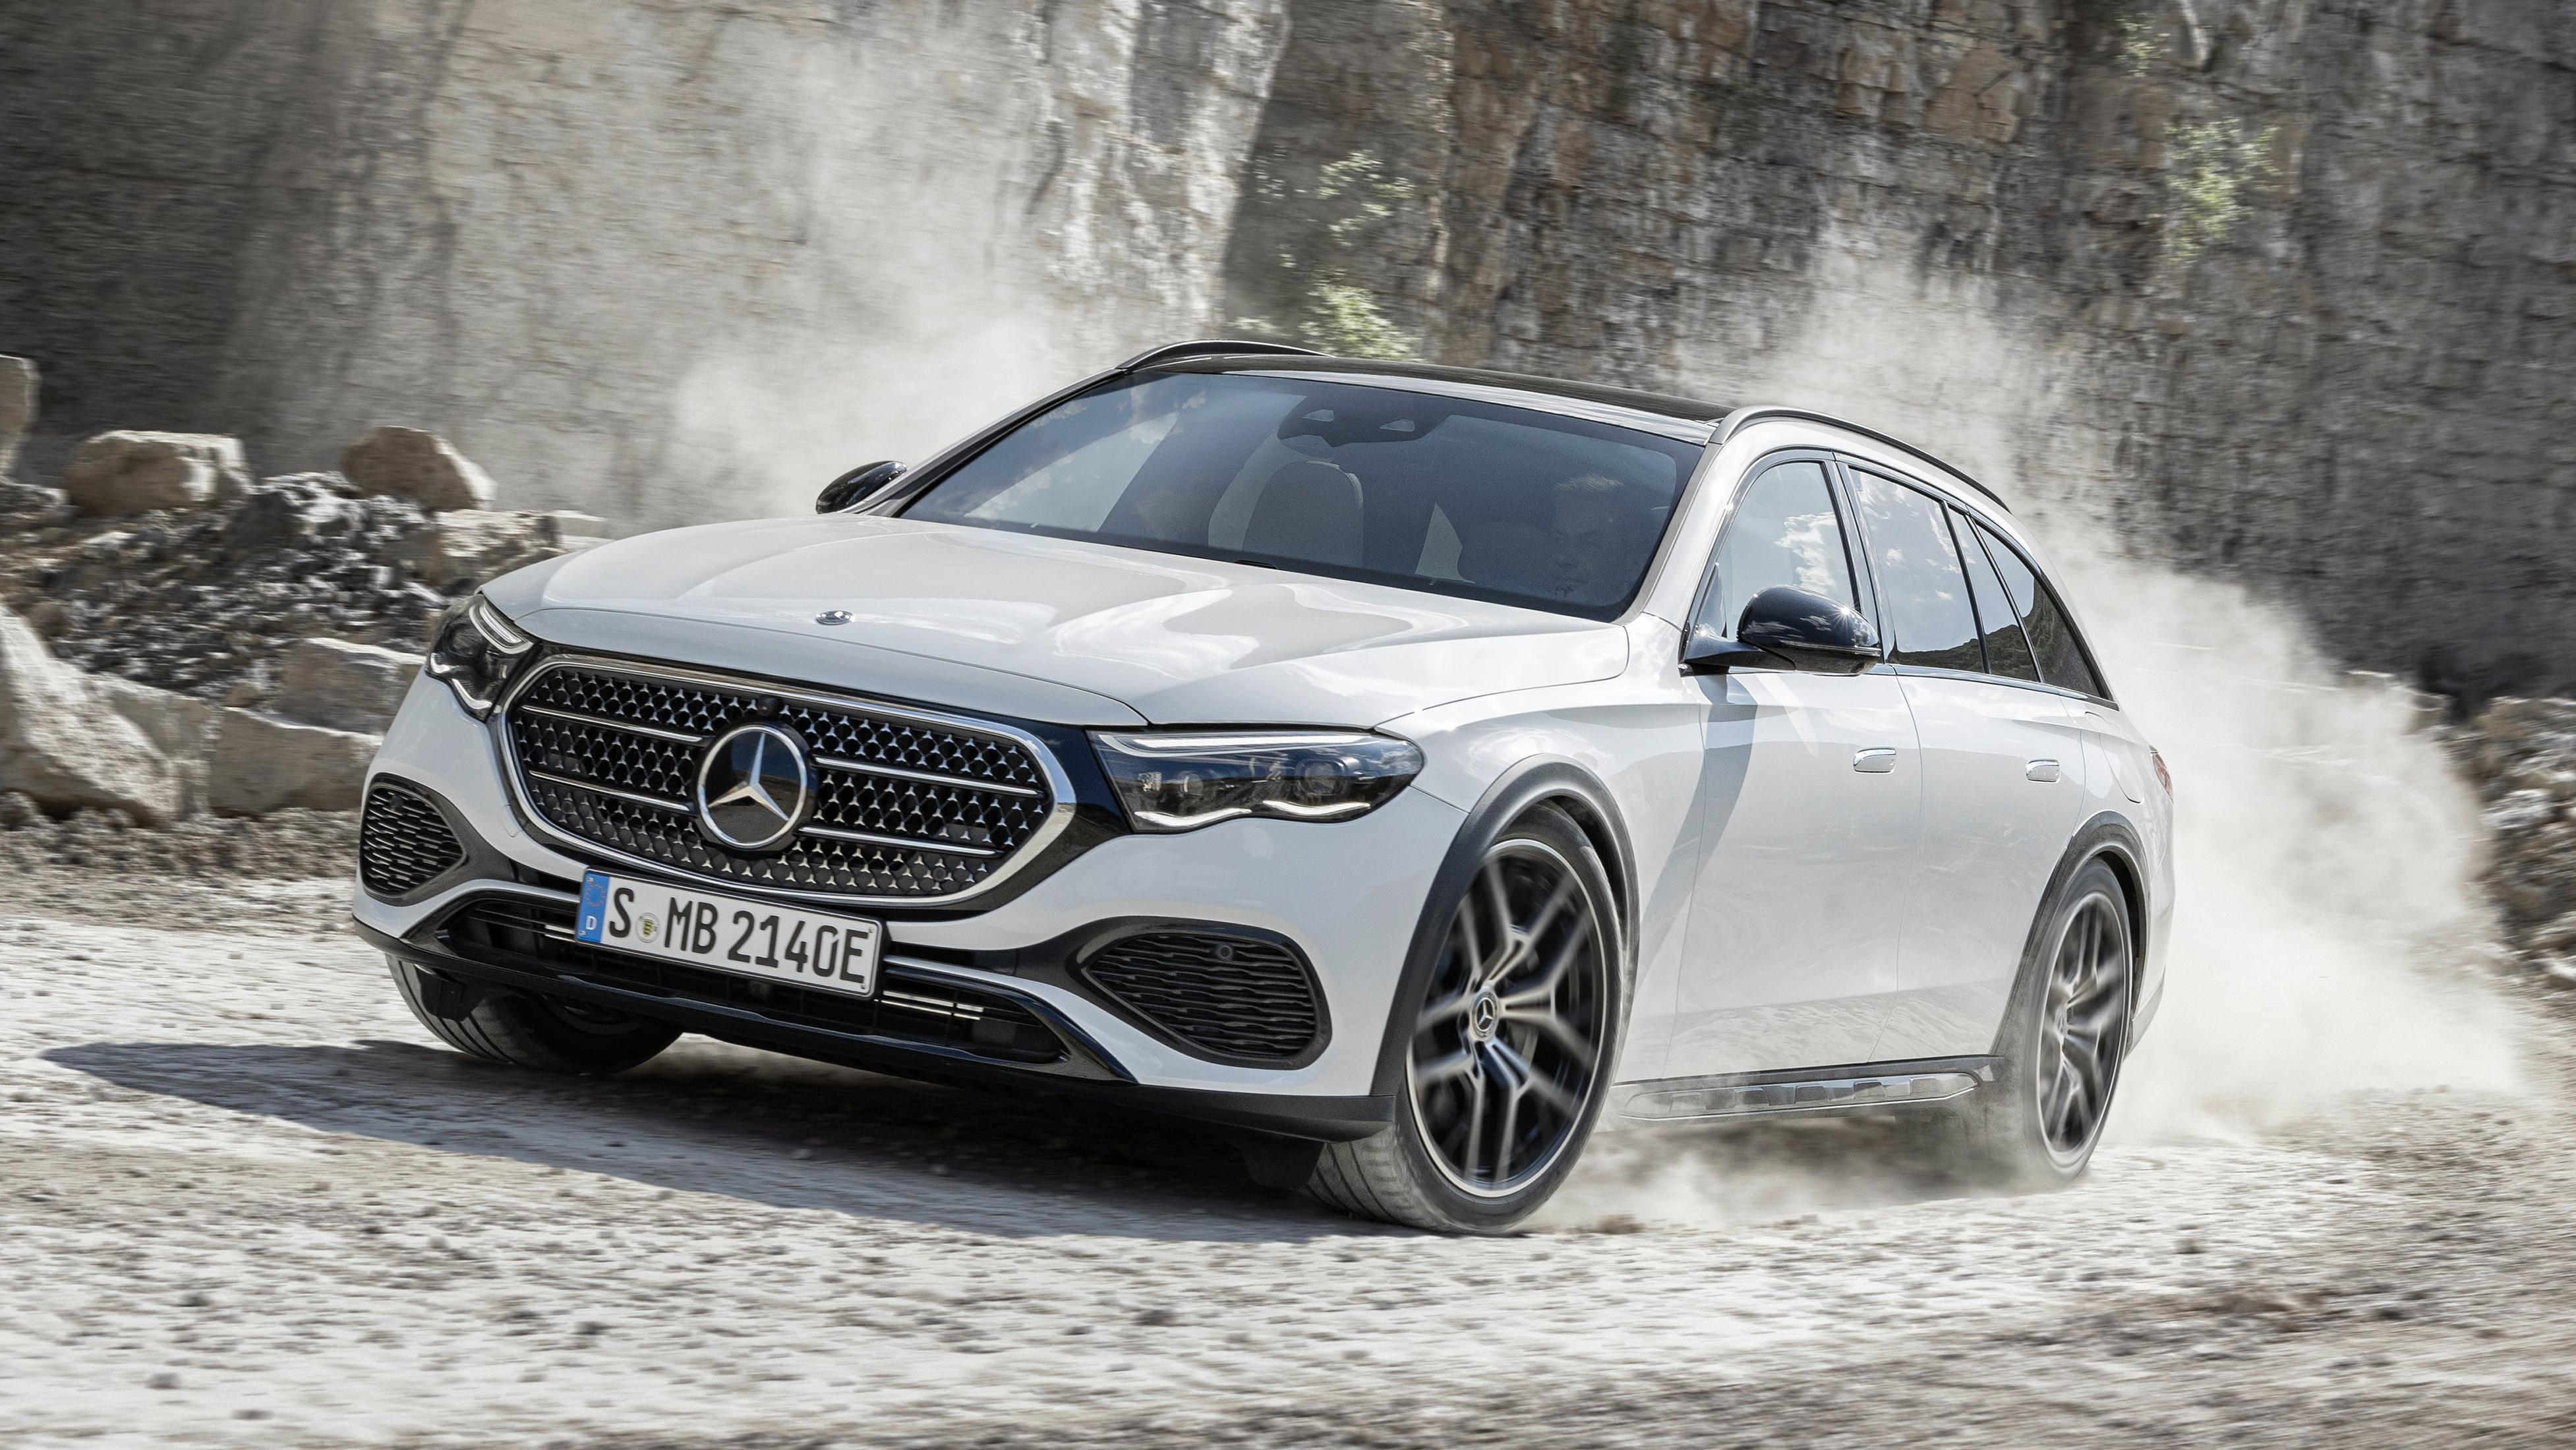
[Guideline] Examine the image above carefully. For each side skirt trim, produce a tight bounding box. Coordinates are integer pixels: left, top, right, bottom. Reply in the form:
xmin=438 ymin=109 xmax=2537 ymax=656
xmin=1610 ymin=1056 xmax=1999 ymax=1122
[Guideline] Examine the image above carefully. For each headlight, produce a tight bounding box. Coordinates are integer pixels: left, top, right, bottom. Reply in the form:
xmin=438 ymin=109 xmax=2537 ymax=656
xmin=424 ymin=594 xmax=536 ymax=718
xmin=1090 ymin=730 xmax=1424 ymax=833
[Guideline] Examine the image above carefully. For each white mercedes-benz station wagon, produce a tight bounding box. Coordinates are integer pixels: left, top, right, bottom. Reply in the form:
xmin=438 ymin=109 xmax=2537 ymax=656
xmin=354 ymin=341 xmax=2173 ymax=1232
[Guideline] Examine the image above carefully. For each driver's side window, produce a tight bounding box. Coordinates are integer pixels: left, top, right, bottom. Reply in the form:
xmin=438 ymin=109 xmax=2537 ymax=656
xmin=1692 ymin=460 xmax=1862 ymax=638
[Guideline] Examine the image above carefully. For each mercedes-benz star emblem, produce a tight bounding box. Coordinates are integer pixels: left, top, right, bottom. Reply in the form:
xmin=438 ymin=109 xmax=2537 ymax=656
xmin=694 ymin=722 xmax=813 ymax=852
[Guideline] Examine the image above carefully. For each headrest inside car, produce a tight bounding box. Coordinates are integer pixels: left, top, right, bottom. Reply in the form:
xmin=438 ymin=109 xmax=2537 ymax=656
xmin=1241 ymin=459 xmax=1363 ymax=566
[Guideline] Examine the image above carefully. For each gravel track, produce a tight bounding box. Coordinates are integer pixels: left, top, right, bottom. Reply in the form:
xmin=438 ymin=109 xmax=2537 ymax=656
xmin=4 ymin=857 xmax=2572 ymax=1447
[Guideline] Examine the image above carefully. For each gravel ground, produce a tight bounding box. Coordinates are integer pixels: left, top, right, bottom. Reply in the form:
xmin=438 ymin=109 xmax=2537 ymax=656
xmin=4 ymin=849 xmax=2574 ymax=1447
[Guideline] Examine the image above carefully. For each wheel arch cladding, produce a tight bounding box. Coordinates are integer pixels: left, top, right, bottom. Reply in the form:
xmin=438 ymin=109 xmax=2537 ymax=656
xmin=1366 ymin=757 xmax=1637 ymax=1100
xmin=1991 ymin=811 xmax=2152 ymax=1058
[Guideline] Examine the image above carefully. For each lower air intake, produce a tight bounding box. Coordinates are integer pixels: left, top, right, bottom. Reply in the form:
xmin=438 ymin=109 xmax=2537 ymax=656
xmin=1078 ymin=931 xmax=1322 ymax=1063
xmin=359 ymin=783 xmax=466 ymax=897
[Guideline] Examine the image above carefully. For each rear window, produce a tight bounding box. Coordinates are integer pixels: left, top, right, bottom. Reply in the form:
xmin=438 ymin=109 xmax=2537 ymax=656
xmin=1970 ymin=519 xmax=2110 ymax=699
xmin=898 ymin=372 xmax=1701 ymax=620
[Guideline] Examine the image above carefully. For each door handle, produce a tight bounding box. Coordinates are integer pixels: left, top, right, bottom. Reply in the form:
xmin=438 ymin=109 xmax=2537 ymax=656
xmin=1853 ymin=747 xmax=1897 ymax=774
xmin=2026 ymin=758 xmax=2063 ymax=782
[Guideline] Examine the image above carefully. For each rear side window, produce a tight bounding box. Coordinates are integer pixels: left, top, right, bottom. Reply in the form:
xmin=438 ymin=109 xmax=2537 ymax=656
xmin=1848 ymin=469 xmax=1982 ymax=672
xmin=1951 ymin=508 xmax=2041 ymax=682
xmin=1971 ymin=519 xmax=2109 ymax=699
xmin=1695 ymin=460 xmax=1861 ymax=637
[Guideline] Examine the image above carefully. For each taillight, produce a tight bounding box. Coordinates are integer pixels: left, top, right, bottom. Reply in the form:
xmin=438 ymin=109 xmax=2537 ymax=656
xmin=2150 ymin=749 xmax=2173 ymax=798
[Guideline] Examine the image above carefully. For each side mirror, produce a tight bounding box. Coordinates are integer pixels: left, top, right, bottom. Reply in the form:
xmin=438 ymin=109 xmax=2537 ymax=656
xmin=1682 ymin=587 xmax=1881 ymax=676
xmin=816 ymin=460 xmax=909 ymax=514
xmin=1682 ymin=626 xmax=1773 ymax=674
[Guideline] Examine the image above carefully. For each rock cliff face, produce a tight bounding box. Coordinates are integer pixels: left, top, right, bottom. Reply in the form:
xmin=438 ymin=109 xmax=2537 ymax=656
xmin=5 ymin=0 xmax=2571 ymax=690
xmin=1227 ymin=0 xmax=2576 ymax=697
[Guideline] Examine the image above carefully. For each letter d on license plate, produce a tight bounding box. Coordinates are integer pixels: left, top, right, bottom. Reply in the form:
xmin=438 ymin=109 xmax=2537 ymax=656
xmin=575 ymin=871 xmax=881 ymax=998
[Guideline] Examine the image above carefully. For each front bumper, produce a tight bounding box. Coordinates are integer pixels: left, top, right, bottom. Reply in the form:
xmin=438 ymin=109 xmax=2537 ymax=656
xmin=357 ymin=670 xmax=1464 ymax=1130
xmin=362 ymin=901 xmax=1391 ymax=1141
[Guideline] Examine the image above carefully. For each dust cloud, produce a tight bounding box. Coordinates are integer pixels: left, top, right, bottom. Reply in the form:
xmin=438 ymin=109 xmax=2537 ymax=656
xmin=1544 ymin=248 xmax=2520 ymax=1229
xmin=663 ymin=16 xmax=1116 ymax=520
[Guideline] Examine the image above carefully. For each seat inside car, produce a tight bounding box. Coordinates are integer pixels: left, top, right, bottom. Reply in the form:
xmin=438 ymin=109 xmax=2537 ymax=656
xmin=1240 ymin=457 xmax=1364 ymax=566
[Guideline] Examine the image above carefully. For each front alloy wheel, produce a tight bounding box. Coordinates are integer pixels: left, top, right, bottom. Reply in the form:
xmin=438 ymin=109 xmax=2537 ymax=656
xmin=1409 ymin=837 xmax=1607 ymax=1196
xmin=1306 ymin=805 xmax=1620 ymax=1231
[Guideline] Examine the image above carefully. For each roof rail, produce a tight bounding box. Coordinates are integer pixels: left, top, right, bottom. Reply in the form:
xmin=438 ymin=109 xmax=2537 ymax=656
xmin=1117 ymin=339 xmax=1327 ymax=372
xmin=1716 ymin=405 xmax=2012 ymax=513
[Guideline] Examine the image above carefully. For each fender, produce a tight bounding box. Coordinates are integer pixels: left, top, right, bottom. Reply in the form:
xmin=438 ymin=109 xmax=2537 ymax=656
xmin=1364 ymin=757 xmax=1638 ymax=1101
xmin=1993 ymin=810 xmax=2155 ymax=1054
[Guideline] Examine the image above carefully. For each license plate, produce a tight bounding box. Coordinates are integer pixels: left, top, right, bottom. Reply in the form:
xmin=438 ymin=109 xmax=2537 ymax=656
xmin=575 ymin=871 xmax=882 ymax=998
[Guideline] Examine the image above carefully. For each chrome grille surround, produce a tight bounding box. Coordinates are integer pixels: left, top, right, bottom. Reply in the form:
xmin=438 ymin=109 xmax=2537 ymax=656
xmin=494 ymin=655 xmax=1075 ymax=907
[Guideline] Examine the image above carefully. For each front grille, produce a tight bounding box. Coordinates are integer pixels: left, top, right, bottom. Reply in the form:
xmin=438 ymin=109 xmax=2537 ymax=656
xmin=443 ymin=900 xmax=1069 ymax=1065
xmin=360 ymin=783 xmax=466 ymax=896
xmin=1079 ymin=932 xmax=1321 ymax=1062
xmin=503 ymin=661 xmax=1056 ymax=901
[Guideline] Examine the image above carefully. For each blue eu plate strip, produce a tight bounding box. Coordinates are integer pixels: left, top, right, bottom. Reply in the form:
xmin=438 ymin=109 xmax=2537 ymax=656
xmin=577 ymin=871 xmax=609 ymax=943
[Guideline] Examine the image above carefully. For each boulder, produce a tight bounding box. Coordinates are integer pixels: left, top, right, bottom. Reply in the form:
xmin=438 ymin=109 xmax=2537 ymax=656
xmin=60 ymin=431 xmax=251 ymax=515
xmin=92 ymin=674 xmax=216 ymax=817
xmin=548 ymin=511 xmax=611 ymax=546
xmin=341 ymin=426 xmax=498 ymax=512
xmin=208 ymin=709 xmax=380 ymax=815
xmin=0 ymin=355 xmax=34 ymax=477
xmin=0 ymin=606 xmax=193 ymax=825
xmin=395 ymin=508 xmax=566 ymax=589
xmin=222 ymin=473 xmax=362 ymax=556
xmin=273 ymin=637 xmax=419 ymax=734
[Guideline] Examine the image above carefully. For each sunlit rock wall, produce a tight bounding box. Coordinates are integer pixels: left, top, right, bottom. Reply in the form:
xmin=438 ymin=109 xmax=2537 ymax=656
xmin=1226 ymin=0 xmax=2576 ymax=694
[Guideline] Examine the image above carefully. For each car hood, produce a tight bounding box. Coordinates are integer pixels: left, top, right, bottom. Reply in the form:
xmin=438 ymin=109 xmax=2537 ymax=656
xmin=488 ymin=516 xmax=1629 ymax=728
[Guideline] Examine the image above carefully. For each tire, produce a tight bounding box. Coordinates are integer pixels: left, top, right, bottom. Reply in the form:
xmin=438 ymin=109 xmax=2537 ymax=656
xmin=1306 ymin=805 xmax=1623 ymax=1232
xmin=1938 ymin=857 xmax=2135 ymax=1188
xmin=390 ymin=959 xmax=681 ymax=1076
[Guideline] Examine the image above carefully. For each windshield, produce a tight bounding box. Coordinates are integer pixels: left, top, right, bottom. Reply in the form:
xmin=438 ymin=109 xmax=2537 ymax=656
xmin=898 ymin=372 xmax=1703 ymax=620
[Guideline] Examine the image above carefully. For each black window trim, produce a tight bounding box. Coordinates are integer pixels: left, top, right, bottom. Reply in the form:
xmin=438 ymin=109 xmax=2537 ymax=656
xmin=1834 ymin=455 xmax=2117 ymax=707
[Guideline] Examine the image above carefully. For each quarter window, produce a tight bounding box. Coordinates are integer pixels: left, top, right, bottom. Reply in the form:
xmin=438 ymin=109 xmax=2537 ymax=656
xmin=1970 ymin=519 xmax=2109 ymax=699
xmin=1848 ymin=469 xmax=1983 ymax=673
xmin=1952 ymin=506 xmax=2041 ymax=682
xmin=1693 ymin=460 xmax=1861 ymax=638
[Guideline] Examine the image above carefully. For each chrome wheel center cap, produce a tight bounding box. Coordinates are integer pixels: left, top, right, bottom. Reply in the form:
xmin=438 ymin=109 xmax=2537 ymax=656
xmin=1469 ymin=992 xmax=1502 ymax=1043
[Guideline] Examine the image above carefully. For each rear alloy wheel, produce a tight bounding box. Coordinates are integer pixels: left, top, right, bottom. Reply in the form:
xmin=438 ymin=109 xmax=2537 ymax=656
xmin=1307 ymin=805 xmax=1618 ymax=1231
xmin=1940 ymin=857 xmax=2134 ymax=1186
xmin=2035 ymin=886 xmax=2132 ymax=1166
